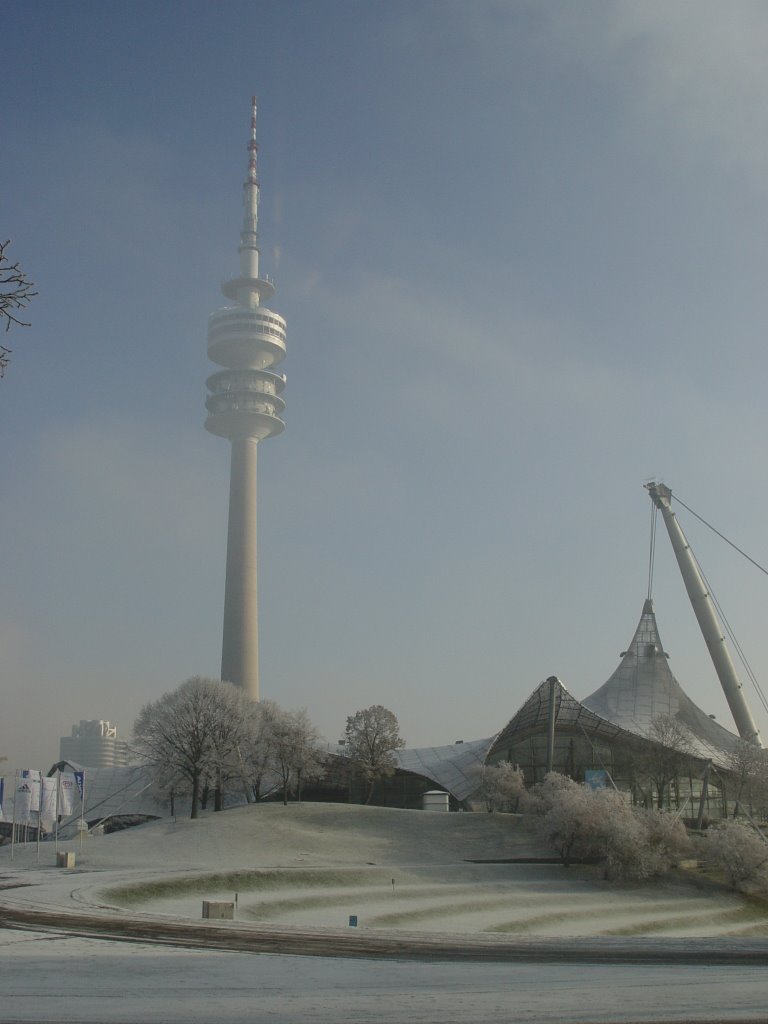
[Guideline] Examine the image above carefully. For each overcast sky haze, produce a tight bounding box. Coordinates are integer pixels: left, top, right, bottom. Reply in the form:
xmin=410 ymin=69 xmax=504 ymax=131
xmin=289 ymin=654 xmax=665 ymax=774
xmin=3 ymin=1 xmax=768 ymax=770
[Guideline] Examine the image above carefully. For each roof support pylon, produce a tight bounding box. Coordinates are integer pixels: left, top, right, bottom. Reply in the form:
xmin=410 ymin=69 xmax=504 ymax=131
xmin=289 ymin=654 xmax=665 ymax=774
xmin=646 ymin=482 xmax=762 ymax=746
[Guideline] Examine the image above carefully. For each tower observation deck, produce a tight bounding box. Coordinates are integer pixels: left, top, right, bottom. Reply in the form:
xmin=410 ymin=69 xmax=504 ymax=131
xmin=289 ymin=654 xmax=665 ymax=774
xmin=205 ymin=97 xmax=286 ymax=700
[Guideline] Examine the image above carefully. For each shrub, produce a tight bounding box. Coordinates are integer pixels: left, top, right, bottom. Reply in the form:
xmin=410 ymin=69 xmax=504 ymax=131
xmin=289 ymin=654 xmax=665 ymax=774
xmin=706 ymin=819 xmax=768 ymax=890
xmin=481 ymin=762 xmax=525 ymax=812
xmin=525 ymin=772 xmax=691 ymax=878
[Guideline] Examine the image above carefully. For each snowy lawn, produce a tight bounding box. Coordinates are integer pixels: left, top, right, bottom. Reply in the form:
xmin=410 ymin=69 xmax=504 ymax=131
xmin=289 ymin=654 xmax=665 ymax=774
xmin=3 ymin=803 xmax=766 ymax=939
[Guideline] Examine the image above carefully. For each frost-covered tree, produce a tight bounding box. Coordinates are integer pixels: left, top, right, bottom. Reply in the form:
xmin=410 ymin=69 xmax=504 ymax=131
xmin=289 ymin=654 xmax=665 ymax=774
xmin=524 ymin=772 xmax=691 ymax=877
xmin=241 ymin=699 xmax=282 ymax=799
xmin=526 ymin=773 xmax=598 ymax=866
xmin=591 ymin=792 xmax=690 ymax=880
xmin=706 ymin=819 xmax=768 ymax=890
xmin=146 ymin=761 xmax=193 ymax=818
xmin=481 ymin=762 xmax=525 ymax=812
xmin=204 ymin=684 xmax=254 ymax=811
xmin=291 ymin=708 xmax=326 ymax=801
xmin=269 ymin=707 xmax=325 ymax=805
xmin=133 ymin=677 xmax=251 ymax=819
xmin=344 ymin=705 xmax=405 ymax=804
xmin=522 ymin=771 xmax=581 ymax=817
xmin=729 ymin=740 xmax=768 ymax=820
xmin=596 ymin=792 xmax=647 ymax=879
xmin=640 ymin=807 xmax=692 ymax=875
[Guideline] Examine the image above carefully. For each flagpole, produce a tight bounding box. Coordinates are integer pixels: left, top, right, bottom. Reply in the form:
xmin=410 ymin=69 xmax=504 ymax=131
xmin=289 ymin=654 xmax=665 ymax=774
xmin=54 ymin=770 xmax=60 ymax=855
xmin=36 ymin=768 xmax=42 ymax=864
xmin=79 ymin=772 xmax=85 ymax=851
xmin=10 ymin=770 xmax=17 ymax=862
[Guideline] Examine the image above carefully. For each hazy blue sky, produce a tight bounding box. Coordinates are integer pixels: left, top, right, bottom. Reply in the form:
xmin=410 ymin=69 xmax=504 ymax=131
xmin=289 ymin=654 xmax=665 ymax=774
xmin=3 ymin=1 xmax=768 ymax=770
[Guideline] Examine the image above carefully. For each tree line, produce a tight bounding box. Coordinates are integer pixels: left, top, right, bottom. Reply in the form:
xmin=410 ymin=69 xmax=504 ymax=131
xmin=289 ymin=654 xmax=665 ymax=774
xmin=134 ymin=683 xmax=768 ymax=891
xmin=481 ymin=764 xmax=768 ymax=892
xmin=132 ymin=678 xmax=405 ymax=818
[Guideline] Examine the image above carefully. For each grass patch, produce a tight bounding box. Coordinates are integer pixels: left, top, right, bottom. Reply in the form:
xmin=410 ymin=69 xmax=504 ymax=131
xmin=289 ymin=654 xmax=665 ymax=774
xmin=485 ymin=898 xmax=705 ymax=935
xmin=369 ymin=895 xmax=518 ymax=928
xmin=241 ymin=882 xmax=484 ymax=921
xmin=102 ymin=868 xmax=383 ymax=907
xmin=488 ymin=910 xmax=582 ymax=934
xmin=604 ymin=902 xmax=768 ymax=937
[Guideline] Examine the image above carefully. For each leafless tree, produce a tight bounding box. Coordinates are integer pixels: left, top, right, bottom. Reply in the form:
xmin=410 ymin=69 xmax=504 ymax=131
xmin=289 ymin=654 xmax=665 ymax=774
xmin=344 ymin=705 xmax=405 ymax=804
xmin=1 ymin=239 xmax=37 ymax=377
xmin=630 ymin=714 xmax=695 ymax=810
xmin=132 ymin=677 xmax=251 ymax=819
xmin=241 ymin=699 xmax=283 ymax=800
xmin=270 ymin=707 xmax=325 ymax=805
xmin=148 ymin=764 xmax=192 ymax=819
xmin=291 ymin=708 xmax=326 ymax=801
xmin=204 ymin=684 xmax=254 ymax=811
xmin=728 ymin=740 xmax=768 ymax=819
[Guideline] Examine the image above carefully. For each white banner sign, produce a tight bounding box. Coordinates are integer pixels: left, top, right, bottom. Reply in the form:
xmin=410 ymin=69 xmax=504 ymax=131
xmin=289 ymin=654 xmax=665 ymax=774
xmin=39 ymin=778 xmax=58 ymax=827
xmin=14 ymin=778 xmax=40 ymax=823
xmin=59 ymin=776 xmax=76 ymax=817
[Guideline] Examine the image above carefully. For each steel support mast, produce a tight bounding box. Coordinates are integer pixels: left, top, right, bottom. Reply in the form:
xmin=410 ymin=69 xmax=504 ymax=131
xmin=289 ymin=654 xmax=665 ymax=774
xmin=646 ymin=481 xmax=762 ymax=746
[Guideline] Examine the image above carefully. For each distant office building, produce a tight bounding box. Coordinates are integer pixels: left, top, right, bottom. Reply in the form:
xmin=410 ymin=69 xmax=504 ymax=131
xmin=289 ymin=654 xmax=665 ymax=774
xmin=59 ymin=719 xmax=131 ymax=769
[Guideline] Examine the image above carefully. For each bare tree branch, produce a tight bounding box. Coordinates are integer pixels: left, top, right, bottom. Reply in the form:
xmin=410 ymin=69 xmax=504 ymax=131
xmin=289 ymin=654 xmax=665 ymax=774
xmin=0 ymin=239 xmax=37 ymax=378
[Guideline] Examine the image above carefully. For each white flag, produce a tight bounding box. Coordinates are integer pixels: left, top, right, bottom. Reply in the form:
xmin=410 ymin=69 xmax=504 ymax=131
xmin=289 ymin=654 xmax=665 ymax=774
xmin=40 ymin=778 xmax=58 ymax=827
xmin=59 ymin=776 xmax=75 ymax=817
xmin=14 ymin=777 xmax=40 ymax=823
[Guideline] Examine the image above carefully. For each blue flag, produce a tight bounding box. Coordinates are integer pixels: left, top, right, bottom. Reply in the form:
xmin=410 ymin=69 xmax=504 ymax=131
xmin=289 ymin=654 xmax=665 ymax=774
xmin=74 ymin=771 xmax=85 ymax=801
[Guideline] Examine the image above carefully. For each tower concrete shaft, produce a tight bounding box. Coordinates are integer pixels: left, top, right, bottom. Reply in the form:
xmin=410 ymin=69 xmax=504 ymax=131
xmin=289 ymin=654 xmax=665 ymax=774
xmin=221 ymin=438 xmax=259 ymax=696
xmin=205 ymin=98 xmax=286 ymax=700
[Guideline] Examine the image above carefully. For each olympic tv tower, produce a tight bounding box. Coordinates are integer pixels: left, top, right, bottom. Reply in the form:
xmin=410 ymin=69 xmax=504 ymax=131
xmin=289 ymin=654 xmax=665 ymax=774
xmin=205 ymin=97 xmax=286 ymax=701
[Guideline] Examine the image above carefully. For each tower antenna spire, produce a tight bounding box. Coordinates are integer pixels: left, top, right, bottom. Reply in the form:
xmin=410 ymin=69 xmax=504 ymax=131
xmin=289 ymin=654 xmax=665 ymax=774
xmin=248 ymin=95 xmax=258 ymax=185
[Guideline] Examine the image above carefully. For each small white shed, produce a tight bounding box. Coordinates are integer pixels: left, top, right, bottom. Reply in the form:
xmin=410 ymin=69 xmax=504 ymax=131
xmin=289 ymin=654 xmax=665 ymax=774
xmin=422 ymin=790 xmax=450 ymax=812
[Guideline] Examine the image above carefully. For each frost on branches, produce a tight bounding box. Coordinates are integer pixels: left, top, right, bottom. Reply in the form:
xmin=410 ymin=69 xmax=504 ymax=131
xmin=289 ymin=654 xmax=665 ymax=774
xmin=133 ymin=677 xmax=253 ymax=819
xmin=728 ymin=740 xmax=768 ymax=820
xmin=481 ymin=762 xmax=525 ymax=812
xmin=524 ymin=772 xmax=691 ymax=877
xmin=706 ymin=819 xmax=768 ymax=891
xmin=133 ymin=678 xmax=325 ymax=817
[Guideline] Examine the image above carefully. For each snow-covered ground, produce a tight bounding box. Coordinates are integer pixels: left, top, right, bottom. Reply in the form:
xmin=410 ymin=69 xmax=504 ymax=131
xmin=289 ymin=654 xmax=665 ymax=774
xmin=1 ymin=929 xmax=767 ymax=1023
xmin=2 ymin=804 xmax=768 ymax=1021
xmin=4 ymin=803 xmax=765 ymax=938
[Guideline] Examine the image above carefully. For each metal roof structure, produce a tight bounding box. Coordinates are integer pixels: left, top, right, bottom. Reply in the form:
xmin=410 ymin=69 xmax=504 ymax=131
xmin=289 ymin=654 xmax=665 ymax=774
xmin=488 ymin=677 xmax=625 ymax=760
xmin=394 ymin=737 xmax=494 ymax=803
xmin=66 ymin=763 xmax=160 ymax=828
xmin=582 ymin=598 xmax=741 ymax=767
